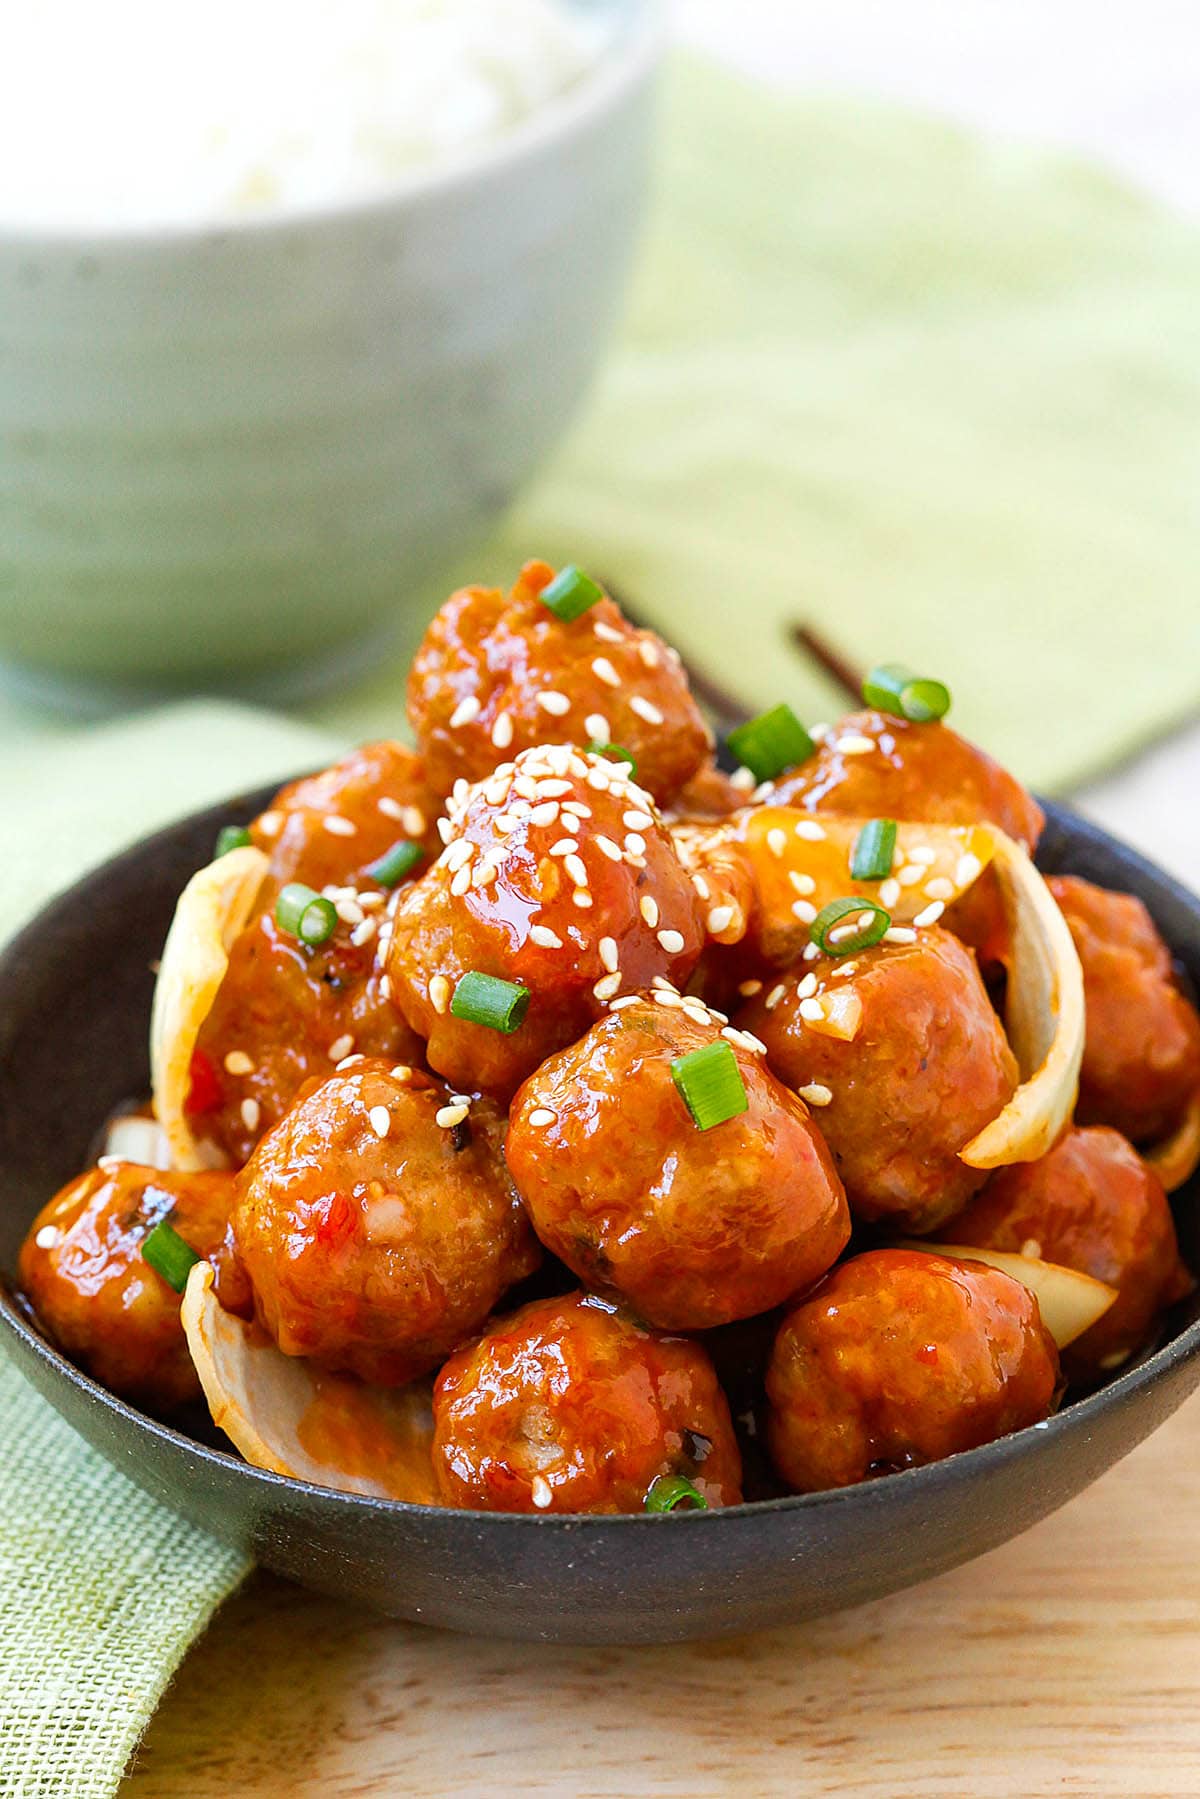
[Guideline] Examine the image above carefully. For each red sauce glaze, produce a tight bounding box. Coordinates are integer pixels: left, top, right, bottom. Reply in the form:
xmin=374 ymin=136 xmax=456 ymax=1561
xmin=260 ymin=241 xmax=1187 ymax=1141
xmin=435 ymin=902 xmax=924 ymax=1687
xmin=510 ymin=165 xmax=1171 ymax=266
xmin=766 ymin=1248 xmax=1060 ymax=1492
xmin=406 ymin=560 xmax=712 ymax=804
xmin=665 ymin=761 xmax=748 ymax=822
xmin=739 ymin=926 xmax=1017 ymax=1233
xmin=1048 ymin=875 xmax=1200 ymax=1145
xmin=507 ymin=999 xmax=850 ymax=1330
xmin=17 ymin=1162 xmax=236 ymax=1411
xmin=432 ymin=1292 xmax=743 ymax=1513
xmin=947 ymin=1125 xmax=1193 ymax=1380
xmin=232 ymin=1060 xmax=539 ymax=1386
xmin=385 ymin=744 xmax=706 ymax=1097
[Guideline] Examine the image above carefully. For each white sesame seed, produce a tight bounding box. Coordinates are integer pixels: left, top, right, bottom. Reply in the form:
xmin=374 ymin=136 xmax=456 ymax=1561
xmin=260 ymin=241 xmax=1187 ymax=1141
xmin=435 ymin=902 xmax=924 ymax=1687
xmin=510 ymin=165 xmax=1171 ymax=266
xmin=836 ymin=734 xmax=876 ymax=755
xmin=391 ymin=1064 xmax=413 ymax=1082
xmin=530 ymin=925 xmax=563 ymax=949
xmin=788 ymin=871 xmax=816 ymax=897
xmin=809 ymin=722 xmax=831 ymax=742
xmin=599 ymin=936 xmax=619 ymax=973
xmin=445 ymin=839 xmax=473 ymax=871
xmin=653 ymin=988 xmax=683 ymax=1007
xmin=766 ymin=983 xmax=787 ymax=1010
xmin=352 ymin=917 xmax=377 ymax=947
xmin=724 ymin=1025 xmax=766 ymax=1055
xmin=630 ymin=695 xmax=664 ymax=725
xmin=609 ymin=995 xmax=641 ymax=1011
xmin=797 ymin=972 xmax=818 ymax=999
xmin=593 ymin=972 xmax=622 ymax=1001
xmin=766 ymin=828 xmax=788 ymax=859
xmin=449 ymin=695 xmax=481 ymax=729
xmin=924 ymin=877 xmax=955 ymax=902
xmin=562 ymin=801 xmax=591 ymax=819
xmin=730 ymin=767 xmax=756 ymax=792
xmin=564 ymin=853 xmax=589 ymax=888
xmin=323 ymin=815 xmax=356 ymax=837
xmin=624 ymin=833 xmax=647 ymax=857
xmin=572 ymin=890 xmax=594 ymax=909
xmin=437 ymin=817 xmax=454 ymax=845
xmin=1021 ymin=1238 xmax=1043 ymax=1260
xmin=909 ymin=846 xmax=938 ymax=866
xmin=883 ymin=926 xmax=917 ymax=945
xmin=537 ymin=690 xmax=571 ymax=717
xmin=256 ymin=809 xmax=283 ymax=837
xmin=436 ymin=1103 xmax=469 ymax=1130
xmin=623 ymin=810 xmax=654 ymax=831
xmin=377 ymin=795 xmax=405 ymax=821
xmin=336 ymin=898 xmax=365 ymax=926
xmin=956 ymin=853 xmax=983 ymax=888
xmin=472 ymin=861 xmax=498 ymax=888
xmin=328 ymin=1034 xmax=355 ymax=1062
xmin=897 ymin=864 xmax=925 ymax=888
xmin=35 ymin=1225 xmax=60 ymax=1250
xmin=692 ymin=873 xmax=710 ymax=901
xmin=241 ymin=1098 xmax=261 ymax=1131
xmin=452 ymin=778 xmax=471 ymax=805
xmin=548 ymin=837 xmax=578 ymax=857
xmin=799 ymin=998 xmax=825 ymax=1023
xmin=358 ymin=892 xmax=385 ymax=911
xmin=224 ymin=1050 xmax=254 ymax=1076
xmin=595 ymin=836 xmax=623 ymax=862
xmin=535 ymin=780 xmax=572 ymax=800
xmin=640 ymin=895 xmax=660 ymax=928
xmin=638 ymin=640 xmax=660 ymax=668
xmin=513 ymin=774 xmax=539 ymax=800
xmin=791 ymin=899 xmax=817 ymax=924
xmin=531 ymin=1475 xmax=553 ymax=1509
xmin=878 ymin=877 xmax=901 ymax=908
xmin=430 ymin=974 xmax=451 ymax=1014
xmin=367 ymin=1104 xmax=391 ymax=1138
xmin=378 ymin=974 xmax=392 ymax=1000
xmin=914 ymin=900 xmax=945 ymax=928
xmin=528 ymin=1108 xmax=558 ymax=1128
xmin=593 ymin=619 xmax=623 ymax=645
xmin=585 ymin=714 xmax=609 ymax=742
xmin=794 ymin=820 xmax=826 ymax=841
xmin=832 ymin=960 xmax=859 ymax=979
xmin=799 ymin=1083 xmax=833 ymax=1107
xmin=707 ymin=904 xmax=734 ymax=934
xmin=450 ymin=867 xmax=472 ymax=897
xmin=529 ymin=801 xmax=561 ymax=828
xmin=738 ymin=979 xmax=763 ymax=997
xmin=592 ymin=657 xmax=621 ymax=688
xmin=491 ymin=712 xmax=514 ymax=750
xmin=586 ymin=767 xmax=611 ymax=793
xmin=657 ymin=929 xmax=685 ymax=954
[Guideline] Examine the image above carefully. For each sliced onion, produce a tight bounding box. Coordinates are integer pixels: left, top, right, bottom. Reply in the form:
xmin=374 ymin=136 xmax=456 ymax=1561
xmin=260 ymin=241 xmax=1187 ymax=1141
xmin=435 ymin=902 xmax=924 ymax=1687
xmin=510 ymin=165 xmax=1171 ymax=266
xmin=182 ymin=1262 xmax=438 ymax=1503
xmin=1144 ymin=1091 xmax=1200 ymax=1194
xmin=959 ymin=829 xmax=1084 ymax=1169
xmin=149 ymin=846 xmax=269 ymax=1171
xmin=899 ymin=1241 xmax=1116 ymax=1349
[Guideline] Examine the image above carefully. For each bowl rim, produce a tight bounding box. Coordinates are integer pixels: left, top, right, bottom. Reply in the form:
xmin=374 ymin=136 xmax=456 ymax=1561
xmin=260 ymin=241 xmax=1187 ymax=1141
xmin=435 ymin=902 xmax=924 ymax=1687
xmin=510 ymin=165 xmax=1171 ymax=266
xmin=1 ymin=790 xmax=1198 ymax=1530
xmin=0 ymin=0 xmax=664 ymax=251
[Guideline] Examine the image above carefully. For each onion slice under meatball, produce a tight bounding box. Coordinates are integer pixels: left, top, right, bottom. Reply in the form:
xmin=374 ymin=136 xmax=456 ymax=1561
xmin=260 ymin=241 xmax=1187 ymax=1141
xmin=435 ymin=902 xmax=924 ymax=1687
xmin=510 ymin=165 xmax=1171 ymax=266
xmin=896 ymin=1242 xmax=1116 ymax=1349
xmin=1144 ymin=1091 xmax=1200 ymax=1194
xmin=958 ymin=829 xmax=1085 ymax=1170
xmin=149 ymin=845 xmax=270 ymax=1171
xmin=181 ymin=1262 xmax=438 ymax=1502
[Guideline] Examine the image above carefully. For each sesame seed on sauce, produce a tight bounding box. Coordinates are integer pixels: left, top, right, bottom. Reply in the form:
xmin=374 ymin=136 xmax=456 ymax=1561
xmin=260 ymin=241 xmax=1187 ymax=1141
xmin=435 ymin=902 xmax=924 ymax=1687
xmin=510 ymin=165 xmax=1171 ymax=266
xmin=831 ymin=961 xmax=859 ymax=979
xmin=640 ymin=895 xmax=660 ymax=928
xmin=835 ymin=734 xmax=876 ymax=755
xmin=536 ymin=690 xmax=571 ymax=717
xmin=788 ymin=871 xmax=816 ymax=897
xmin=592 ymin=936 xmax=617 ymax=973
xmin=799 ymin=998 xmax=825 ymax=1023
xmin=623 ymin=810 xmax=654 ymax=831
xmin=241 ymin=1098 xmax=261 ymax=1131
xmin=572 ymin=891 xmax=594 ymax=909
xmin=878 ymin=877 xmax=901 ymax=908
xmin=802 ymin=942 xmax=821 ymax=961
xmin=799 ymin=1083 xmax=833 ymax=1107
xmin=491 ymin=712 xmax=514 ymax=750
xmin=530 ymin=925 xmax=563 ymax=949
xmin=531 ymin=1475 xmax=553 ymax=1509
xmin=549 ymin=837 xmax=579 ymax=857
xmin=436 ymin=1102 xmax=470 ymax=1130
xmin=629 ymin=696 xmax=663 ymax=726
xmin=883 ymin=926 xmax=917 ymax=945
xmin=638 ymin=640 xmax=660 ymax=669
xmin=692 ymin=873 xmax=710 ymax=901
xmin=528 ymin=801 xmax=561 ymax=828
xmin=791 ymin=899 xmax=817 ymax=924
xmin=1021 ymin=1238 xmax=1043 ymax=1261
xmin=450 ymin=867 xmax=473 ymax=897
xmin=368 ymin=1105 xmax=391 ymax=1138
xmin=449 ymin=695 xmax=481 ymax=729
xmin=585 ymin=713 xmax=609 ymax=741
xmin=595 ymin=836 xmax=623 ymax=862
xmin=593 ymin=619 xmax=623 ymax=645
xmin=337 ymin=1054 xmax=365 ymax=1072
xmin=730 ymin=767 xmax=756 ymax=793
xmin=957 ymin=853 xmax=983 ymax=887
xmin=766 ymin=828 xmax=787 ymax=859
xmin=924 ymin=876 xmax=955 ymax=902
xmin=445 ymin=839 xmax=474 ymax=872
xmin=593 ymin=971 xmax=621 ymax=1002
xmin=591 ymin=657 xmax=621 ymax=688
xmin=528 ymin=1108 xmax=558 ymax=1127
xmin=738 ymin=978 xmax=763 ymax=997
xmin=436 ymin=817 xmax=454 ymax=845
xmin=562 ymin=801 xmax=592 ymax=820
xmin=897 ymin=864 xmax=925 ymax=887
xmin=256 ymin=809 xmax=283 ymax=837
xmin=624 ymin=833 xmax=647 ymax=857
xmin=429 ymin=974 xmax=451 ymax=1014
xmin=323 ymin=815 xmax=356 ymax=837
xmin=35 ymin=1225 xmax=60 ymax=1250
xmin=608 ymin=994 xmax=641 ymax=1011
xmin=377 ymin=796 xmax=405 ymax=821
xmin=909 ymin=846 xmax=938 ymax=866
xmin=794 ymin=821 xmax=826 ymax=842
xmin=391 ymin=1065 xmax=414 ymax=1083
xmin=328 ymin=1034 xmax=355 ymax=1062
xmin=913 ymin=900 xmax=946 ymax=927
xmin=224 ymin=1050 xmax=255 ymax=1076
xmin=723 ymin=1026 xmax=766 ymax=1055
xmin=707 ymin=904 xmax=734 ymax=935
xmin=564 ymin=853 xmax=590 ymax=888
xmin=378 ymin=973 xmax=392 ymax=1000
xmin=657 ymin=928 xmax=686 ymax=954
xmin=797 ymin=972 xmax=818 ymax=999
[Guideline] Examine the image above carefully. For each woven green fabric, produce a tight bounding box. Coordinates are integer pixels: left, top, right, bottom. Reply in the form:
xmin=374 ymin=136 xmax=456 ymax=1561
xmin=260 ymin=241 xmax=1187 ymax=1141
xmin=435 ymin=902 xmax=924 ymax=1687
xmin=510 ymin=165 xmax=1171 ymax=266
xmin=0 ymin=704 xmax=336 ymax=1799
xmin=309 ymin=58 xmax=1200 ymax=789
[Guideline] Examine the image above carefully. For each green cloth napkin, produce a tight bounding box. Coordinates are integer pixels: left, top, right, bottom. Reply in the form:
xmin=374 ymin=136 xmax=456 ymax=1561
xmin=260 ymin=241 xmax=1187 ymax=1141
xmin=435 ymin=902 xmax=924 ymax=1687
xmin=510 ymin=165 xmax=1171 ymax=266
xmin=307 ymin=58 xmax=1200 ymax=787
xmin=0 ymin=704 xmax=337 ymax=1799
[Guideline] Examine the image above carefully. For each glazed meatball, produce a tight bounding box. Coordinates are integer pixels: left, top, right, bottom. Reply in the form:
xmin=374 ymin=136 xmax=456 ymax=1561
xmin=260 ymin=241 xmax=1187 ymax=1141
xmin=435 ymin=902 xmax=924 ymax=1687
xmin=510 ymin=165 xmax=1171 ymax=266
xmin=740 ymin=925 xmax=1017 ymax=1233
xmin=432 ymin=1292 xmax=743 ymax=1513
xmin=1048 ymin=876 xmax=1200 ymax=1146
xmin=947 ymin=1125 xmax=1193 ymax=1380
xmin=250 ymin=740 xmax=442 ymax=895
xmin=18 ymin=1162 xmax=236 ymax=1412
xmin=766 ymin=1249 xmax=1060 ymax=1492
xmin=765 ymin=709 xmax=1044 ymax=848
xmin=385 ymin=744 xmax=708 ymax=1096
xmin=407 ymin=560 xmax=711 ymax=804
xmin=508 ymin=997 xmax=850 ymax=1329
xmin=665 ymin=760 xmax=747 ymax=823
xmin=232 ymin=1060 xmax=539 ymax=1385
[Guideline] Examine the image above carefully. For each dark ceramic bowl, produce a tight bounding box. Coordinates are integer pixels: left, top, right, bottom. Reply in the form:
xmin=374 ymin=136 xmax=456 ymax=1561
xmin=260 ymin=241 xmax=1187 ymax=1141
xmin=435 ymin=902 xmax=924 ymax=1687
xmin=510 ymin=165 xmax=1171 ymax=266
xmin=1 ymin=790 xmax=1198 ymax=1645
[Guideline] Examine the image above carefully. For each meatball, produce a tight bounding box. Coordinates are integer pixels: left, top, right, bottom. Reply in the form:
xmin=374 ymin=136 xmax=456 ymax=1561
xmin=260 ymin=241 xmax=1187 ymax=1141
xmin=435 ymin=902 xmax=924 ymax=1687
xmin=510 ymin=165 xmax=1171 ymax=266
xmin=740 ymin=925 xmax=1017 ymax=1232
xmin=385 ymin=743 xmax=707 ymax=1096
xmin=508 ymin=997 xmax=850 ymax=1329
xmin=766 ymin=1249 xmax=1060 ymax=1492
xmin=1048 ymin=875 xmax=1200 ymax=1146
xmin=251 ymin=740 xmax=442 ymax=895
xmin=665 ymin=760 xmax=747 ymax=823
xmin=232 ymin=1060 xmax=539 ymax=1385
xmin=432 ymin=1292 xmax=743 ymax=1513
xmin=947 ymin=1125 xmax=1193 ymax=1380
xmin=407 ymin=559 xmax=711 ymax=804
xmin=766 ymin=709 xmax=1043 ymax=848
xmin=18 ymin=1162 xmax=236 ymax=1412
xmin=191 ymin=908 xmax=424 ymax=1166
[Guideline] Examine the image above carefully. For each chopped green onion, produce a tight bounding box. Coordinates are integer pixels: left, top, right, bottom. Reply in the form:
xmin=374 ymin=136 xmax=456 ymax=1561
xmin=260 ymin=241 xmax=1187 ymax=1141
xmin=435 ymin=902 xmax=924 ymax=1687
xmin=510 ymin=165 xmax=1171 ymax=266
xmin=850 ymin=818 xmax=898 ymax=883
xmin=810 ymin=895 xmax=891 ymax=957
xmin=276 ymin=882 xmax=338 ymax=947
xmin=366 ymin=839 xmax=424 ymax=888
xmin=862 ymin=662 xmax=952 ymax=723
xmin=539 ymin=564 xmax=605 ymax=623
xmin=587 ymin=742 xmax=638 ymax=774
xmin=450 ymin=971 xmax=530 ymax=1034
xmin=214 ymin=824 xmax=252 ymax=858
xmin=141 ymin=1218 xmax=201 ymax=1294
xmin=671 ymin=1039 xmax=749 ymax=1132
xmin=645 ymin=1474 xmax=709 ymax=1514
xmin=725 ymin=704 xmax=815 ymax=784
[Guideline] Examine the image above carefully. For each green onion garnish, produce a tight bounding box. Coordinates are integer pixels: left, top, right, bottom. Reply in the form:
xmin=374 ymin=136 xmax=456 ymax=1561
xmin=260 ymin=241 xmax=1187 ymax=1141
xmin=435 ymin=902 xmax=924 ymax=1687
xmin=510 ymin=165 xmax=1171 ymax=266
xmin=539 ymin=565 xmax=604 ymax=623
xmin=214 ymin=824 xmax=252 ymax=858
xmin=645 ymin=1474 xmax=709 ymax=1514
xmin=725 ymin=704 xmax=816 ymax=784
xmin=671 ymin=1039 xmax=749 ymax=1132
xmin=862 ymin=662 xmax=951 ymax=723
xmin=450 ymin=971 xmax=531 ymax=1034
xmin=810 ymin=895 xmax=891 ymax=957
xmin=850 ymin=818 xmax=898 ymax=883
xmin=141 ymin=1218 xmax=201 ymax=1294
xmin=276 ymin=882 xmax=338 ymax=947
xmin=366 ymin=840 xmax=424 ymax=888
xmin=587 ymin=742 xmax=638 ymax=773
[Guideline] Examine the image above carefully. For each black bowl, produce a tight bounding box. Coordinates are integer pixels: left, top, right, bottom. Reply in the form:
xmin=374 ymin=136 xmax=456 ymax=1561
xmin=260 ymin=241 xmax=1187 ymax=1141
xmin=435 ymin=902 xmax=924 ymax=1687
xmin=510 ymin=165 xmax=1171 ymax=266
xmin=2 ymin=791 xmax=1198 ymax=1645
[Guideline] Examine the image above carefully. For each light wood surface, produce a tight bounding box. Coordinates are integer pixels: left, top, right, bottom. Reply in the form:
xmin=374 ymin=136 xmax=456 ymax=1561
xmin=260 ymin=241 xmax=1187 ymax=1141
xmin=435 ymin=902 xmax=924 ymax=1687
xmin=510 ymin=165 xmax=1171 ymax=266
xmin=123 ymin=1385 xmax=1200 ymax=1799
